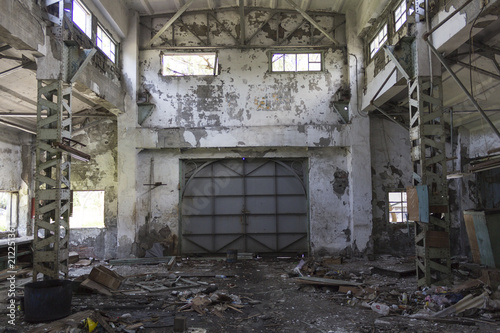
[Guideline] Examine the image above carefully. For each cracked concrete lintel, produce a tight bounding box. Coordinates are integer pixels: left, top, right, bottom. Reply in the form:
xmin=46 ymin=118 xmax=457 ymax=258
xmin=73 ymin=70 xmax=124 ymax=116
xmin=145 ymin=124 xmax=351 ymax=149
xmin=0 ymin=0 xmax=45 ymax=56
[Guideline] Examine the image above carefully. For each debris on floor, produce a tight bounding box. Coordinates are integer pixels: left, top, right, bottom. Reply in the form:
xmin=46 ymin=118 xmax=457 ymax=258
xmin=2 ymin=255 xmax=500 ymax=332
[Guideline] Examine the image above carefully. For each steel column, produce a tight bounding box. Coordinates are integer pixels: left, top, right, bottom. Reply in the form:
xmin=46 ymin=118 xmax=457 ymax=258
xmin=33 ymin=80 xmax=72 ymax=280
xmin=409 ymin=76 xmax=451 ymax=287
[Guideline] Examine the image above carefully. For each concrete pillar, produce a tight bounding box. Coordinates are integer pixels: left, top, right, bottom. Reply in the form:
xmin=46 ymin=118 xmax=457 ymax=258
xmin=346 ymin=9 xmax=373 ymax=255
xmin=116 ymin=10 xmax=140 ymax=258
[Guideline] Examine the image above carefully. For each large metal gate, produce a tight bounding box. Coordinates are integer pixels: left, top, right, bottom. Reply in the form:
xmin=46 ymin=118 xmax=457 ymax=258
xmin=180 ymin=158 xmax=308 ymax=254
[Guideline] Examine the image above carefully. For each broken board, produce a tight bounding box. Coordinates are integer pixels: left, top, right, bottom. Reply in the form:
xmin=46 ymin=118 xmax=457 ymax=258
xmin=294 ymin=276 xmax=362 ymax=286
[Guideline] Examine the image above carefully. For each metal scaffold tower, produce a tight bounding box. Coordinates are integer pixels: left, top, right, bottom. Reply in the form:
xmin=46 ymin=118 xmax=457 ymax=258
xmin=383 ymin=1 xmax=452 ymax=286
xmin=408 ymin=0 xmax=450 ymax=287
xmin=33 ymin=80 xmax=73 ymax=280
xmin=408 ymin=76 xmax=451 ymax=286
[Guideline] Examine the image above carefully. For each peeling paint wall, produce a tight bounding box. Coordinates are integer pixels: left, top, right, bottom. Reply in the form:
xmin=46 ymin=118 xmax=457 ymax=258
xmin=140 ymin=48 xmax=347 ymax=129
xmin=370 ymin=117 xmax=413 ymax=255
xmin=0 ymin=127 xmax=34 ymax=237
xmin=70 ymin=120 xmax=118 ymax=259
xmin=133 ymin=147 xmax=358 ymax=256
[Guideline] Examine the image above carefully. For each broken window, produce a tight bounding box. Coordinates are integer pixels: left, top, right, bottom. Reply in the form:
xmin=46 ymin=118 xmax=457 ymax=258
xmin=270 ymin=52 xmax=323 ymax=73
xmin=0 ymin=191 xmax=17 ymax=232
xmin=370 ymin=24 xmax=388 ymax=58
xmin=72 ymin=0 xmax=92 ymax=38
xmin=161 ymin=53 xmax=218 ymax=76
xmin=394 ymin=1 xmax=407 ymax=32
xmin=97 ymin=25 xmax=116 ymax=63
xmin=388 ymin=190 xmax=408 ymax=223
xmin=70 ymin=190 xmax=105 ymax=228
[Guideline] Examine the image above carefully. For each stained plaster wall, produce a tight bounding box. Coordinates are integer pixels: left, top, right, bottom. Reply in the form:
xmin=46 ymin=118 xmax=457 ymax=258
xmin=370 ymin=117 xmax=413 ymax=255
xmin=0 ymin=127 xmax=34 ymax=237
xmin=134 ymin=147 xmax=356 ymax=256
xmin=116 ymin=10 xmax=373 ymax=258
xmin=70 ymin=121 xmax=118 ymax=259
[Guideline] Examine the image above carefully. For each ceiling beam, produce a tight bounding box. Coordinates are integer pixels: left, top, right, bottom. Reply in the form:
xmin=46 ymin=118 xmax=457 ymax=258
xmin=0 ymin=118 xmax=36 ymax=135
xmin=239 ymin=0 xmax=246 ymax=45
xmin=301 ymin=0 xmax=311 ymax=10
xmin=147 ymin=0 xmax=194 ymax=46
xmin=245 ymin=11 xmax=278 ymax=44
xmin=284 ymin=0 xmax=339 ymax=46
xmin=0 ymin=84 xmax=37 ymax=106
xmin=139 ymin=0 xmax=154 ymax=15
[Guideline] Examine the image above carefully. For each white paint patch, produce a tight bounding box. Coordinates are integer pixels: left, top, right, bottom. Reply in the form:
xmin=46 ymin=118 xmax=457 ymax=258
xmin=183 ymin=131 xmax=197 ymax=146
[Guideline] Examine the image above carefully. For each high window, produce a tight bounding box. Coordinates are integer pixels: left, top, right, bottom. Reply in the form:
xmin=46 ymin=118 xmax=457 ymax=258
xmin=395 ymin=1 xmax=407 ymax=32
xmin=0 ymin=191 xmax=18 ymax=232
xmin=70 ymin=190 xmax=105 ymax=228
xmin=97 ymin=25 xmax=117 ymax=63
xmin=72 ymin=0 xmax=92 ymax=38
xmin=161 ymin=53 xmax=219 ymax=76
xmin=370 ymin=24 xmax=388 ymax=58
xmin=270 ymin=52 xmax=323 ymax=72
xmin=388 ymin=190 xmax=407 ymax=223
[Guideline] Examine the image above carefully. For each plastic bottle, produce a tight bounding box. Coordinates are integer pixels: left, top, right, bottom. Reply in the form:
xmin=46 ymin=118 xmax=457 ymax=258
xmin=371 ymin=302 xmax=390 ymax=315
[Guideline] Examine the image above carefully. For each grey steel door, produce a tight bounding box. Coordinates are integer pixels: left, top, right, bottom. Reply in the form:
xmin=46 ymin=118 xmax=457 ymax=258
xmin=180 ymin=158 xmax=308 ymax=254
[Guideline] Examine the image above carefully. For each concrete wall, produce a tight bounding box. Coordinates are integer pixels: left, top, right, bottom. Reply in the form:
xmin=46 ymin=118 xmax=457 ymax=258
xmin=370 ymin=117 xmax=413 ymax=255
xmin=140 ymin=48 xmax=347 ymax=128
xmin=70 ymin=120 xmax=118 ymax=259
xmin=109 ymin=9 xmax=374 ymax=258
xmin=0 ymin=128 xmax=34 ymax=237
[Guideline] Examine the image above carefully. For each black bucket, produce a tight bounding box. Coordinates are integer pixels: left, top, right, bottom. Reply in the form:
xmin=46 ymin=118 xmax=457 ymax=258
xmin=24 ymin=279 xmax=73 ymax=322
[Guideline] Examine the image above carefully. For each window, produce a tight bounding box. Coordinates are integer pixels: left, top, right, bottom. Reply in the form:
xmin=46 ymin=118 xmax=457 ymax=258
xmin=97 ymin=25 xmax=116 ymax=63
xmin=370 ymin=24 xmax=388 ymax=58
xmin=270 ymin=52 xmax=323 ymax=72
xmin=394 ymin=1 xmax=407 ymax=32
xmin=0 ymin=192 xmax=18 ymax=232
xmin=70 ymin=191 xmax=105 ymax=228
xmin=161 ymin=53 xmax=218 ymax=76
xmin=72 ymin=0 xmax=92 ymax=38
xmin=388 ymin=190 xmax=407 ymax=223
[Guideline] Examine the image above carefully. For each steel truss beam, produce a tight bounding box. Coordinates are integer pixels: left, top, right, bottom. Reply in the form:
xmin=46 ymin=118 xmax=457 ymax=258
xmin=33 ymin=80 xmax=72 ymax=280
xmin=143 ymin=5 xmax=343 ymax=49
xmin=408 ymin=77 xmax=451 ymax=287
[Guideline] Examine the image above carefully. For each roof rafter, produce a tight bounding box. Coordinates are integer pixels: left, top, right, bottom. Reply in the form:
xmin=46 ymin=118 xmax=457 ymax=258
xmin=284 ymin=0 xmax=339 ymax=46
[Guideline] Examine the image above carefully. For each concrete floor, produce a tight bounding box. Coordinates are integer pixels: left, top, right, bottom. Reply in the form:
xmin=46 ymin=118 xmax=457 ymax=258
xmin=1 ymin=255 xmax=500 ymax=332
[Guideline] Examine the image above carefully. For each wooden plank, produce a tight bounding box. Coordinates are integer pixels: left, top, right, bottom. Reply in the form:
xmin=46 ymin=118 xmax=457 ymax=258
xmin=295 ymin=276 xmax=362 ymax=286
xmin=89 ymin=265 xmax=124 ymax=290
xmin=26 ymin=310 xmax=94 ymax=333
xmin=81 ymin=278 xmax=112 ymax=296
xmin=109 ymin=256 xmax=176 ymax=267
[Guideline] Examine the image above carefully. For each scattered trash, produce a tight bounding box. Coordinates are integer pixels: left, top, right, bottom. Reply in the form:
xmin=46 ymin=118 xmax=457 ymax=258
xmin=371 ymin=302 xmax=390 ymax=315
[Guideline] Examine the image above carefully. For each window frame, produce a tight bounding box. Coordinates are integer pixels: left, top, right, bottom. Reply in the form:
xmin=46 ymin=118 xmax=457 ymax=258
xmin=161 ymin=52 xmax=219 ymax=76
xmin=0 ymin=191 xmax=18 ymax=232
xmin=72 ymin=0 xmax=92 ymax=38
xmin=387 ymin=189 xmax=408 ymax=224
xmin=268 ymin=51 xmax=325 ymax=73
xmin=394 ymin=1 xmax=407 ymax=32
xmin=369 ymin=24 xmax=388 ymax=59
xmin=96 ymin=24 xmax=117 ymax=63
xmin=70 ymin=190 xmax=105 ymax=229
